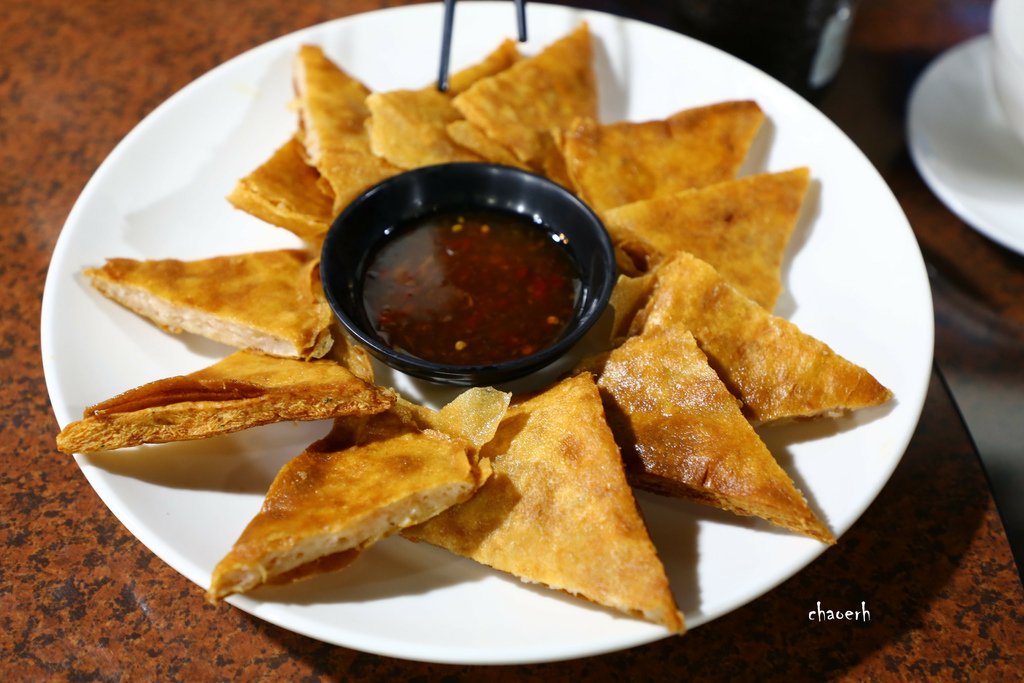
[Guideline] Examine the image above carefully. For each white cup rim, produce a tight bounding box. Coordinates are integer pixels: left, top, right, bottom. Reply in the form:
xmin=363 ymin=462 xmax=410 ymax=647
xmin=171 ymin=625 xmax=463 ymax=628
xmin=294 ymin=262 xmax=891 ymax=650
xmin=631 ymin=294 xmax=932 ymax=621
xmin=992 ymin=0 xmax=1024 ymax=66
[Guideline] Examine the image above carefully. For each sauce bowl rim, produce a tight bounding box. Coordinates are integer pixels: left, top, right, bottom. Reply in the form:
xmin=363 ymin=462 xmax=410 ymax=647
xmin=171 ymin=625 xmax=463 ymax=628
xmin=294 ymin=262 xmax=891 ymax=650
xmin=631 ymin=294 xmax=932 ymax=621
xmin=319 ymin=162 xmax=616 ymax=386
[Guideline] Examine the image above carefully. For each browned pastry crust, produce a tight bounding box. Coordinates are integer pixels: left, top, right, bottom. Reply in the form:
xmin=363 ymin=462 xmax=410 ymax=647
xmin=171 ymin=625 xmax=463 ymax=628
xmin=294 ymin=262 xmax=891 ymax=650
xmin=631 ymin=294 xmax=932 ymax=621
xmin=365 ymin=39 xmax=519 ymax=169
xmin=561 ymin=100 xmax=765 ymax=212
xmin=56 ymin=350 xmax=396 ymax=454
xmin=207 ymin=428 xmax=476 ymax=600
xmin=444 ymin=119 xmax=531 ymax=169
xmin=227 ymin=136 xmax=335 ymax=246
xmin=292 ymin=44 xmax=399 ymax=214
xmin=591 ymin=324 xmax=834 ymax=543
xmin=404 ymin=373 xmax=685 ymax=634
xmin=602 ymin=168 xmax=811 ymax=310
xmin=633 ymin=251 xmax=893 ymax=423
xmin=85 ymin=249 xmax=334 ymax=359
xmin=207 ymin=388 xmax=509 ymax=600
xmin=452 ymin=23 xmax=596 ymax=176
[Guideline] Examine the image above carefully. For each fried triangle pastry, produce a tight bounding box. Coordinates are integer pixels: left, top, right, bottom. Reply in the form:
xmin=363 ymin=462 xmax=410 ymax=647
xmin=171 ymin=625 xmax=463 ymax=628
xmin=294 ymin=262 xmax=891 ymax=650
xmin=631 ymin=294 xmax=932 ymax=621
xmin=55 ymin=350 xmax=397 ymax=454
xmin=206 ymin=387 xmax=510 ymax=600
xmin=320 ymin=320 xmax=376 ymax=385
xmin=293 ymin=44 xmax=398 ymax=214
xmin=561 ymin=100 xmax=765 ymax=212
xmin=444 ymin=120 xmax=531 ymax=170
xmin=366 ymin=88 xmax=484 ymax=169
xmin=591 ymin=325 xmax=833 ymax=543
xmin=603 ymin=168 xmax=811 ymax=310
xmin=403 ymin=373 xmax=685 ymax=634
xmin=606 ymin=271 xmax=658 ymax=346
xmin=85 ymin=250 xmax=334 ymax=359
xmin=452 ymin=23 xmax=596 ymax=173
xmin=443 ymin=38 xmax=521 ymax=97
xmin=633 ymin=251 xmax=893 ymax=423
xmin=227 ymin=136 xmax=334 ymax=246
xmin=366 ymin=39 xmax=519 ymax=169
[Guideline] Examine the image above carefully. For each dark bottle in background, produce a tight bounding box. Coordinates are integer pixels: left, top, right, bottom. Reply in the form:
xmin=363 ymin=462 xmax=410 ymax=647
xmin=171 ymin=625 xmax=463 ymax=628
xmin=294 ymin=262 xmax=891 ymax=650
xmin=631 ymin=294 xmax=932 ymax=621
xmin=673 ymin=0 xmax=857 ymax=96
xmin=598 ymin=0 xmax=858 ymax=98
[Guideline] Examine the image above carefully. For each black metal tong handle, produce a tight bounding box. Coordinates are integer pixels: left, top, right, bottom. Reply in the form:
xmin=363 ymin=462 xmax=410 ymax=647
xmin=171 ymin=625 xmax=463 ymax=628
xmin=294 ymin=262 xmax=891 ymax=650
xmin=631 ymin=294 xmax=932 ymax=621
xmin=438 ymin=0 xmax=527 ymax=92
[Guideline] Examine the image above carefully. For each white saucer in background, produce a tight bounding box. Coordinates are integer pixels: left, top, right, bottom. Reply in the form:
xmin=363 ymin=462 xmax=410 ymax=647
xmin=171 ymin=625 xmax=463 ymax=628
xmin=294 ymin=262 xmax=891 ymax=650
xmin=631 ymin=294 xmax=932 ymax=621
xmin=908 ymin=34 xmax=1024 ymax=256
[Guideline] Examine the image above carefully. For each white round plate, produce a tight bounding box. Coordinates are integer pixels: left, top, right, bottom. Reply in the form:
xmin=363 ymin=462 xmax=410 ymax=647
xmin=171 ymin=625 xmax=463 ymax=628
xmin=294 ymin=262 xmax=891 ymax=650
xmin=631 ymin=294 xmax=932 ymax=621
xmin=908 ymin=34 xmax=1024 ymax=255
xmin=41 ymin=2 xmax=933 ymax=665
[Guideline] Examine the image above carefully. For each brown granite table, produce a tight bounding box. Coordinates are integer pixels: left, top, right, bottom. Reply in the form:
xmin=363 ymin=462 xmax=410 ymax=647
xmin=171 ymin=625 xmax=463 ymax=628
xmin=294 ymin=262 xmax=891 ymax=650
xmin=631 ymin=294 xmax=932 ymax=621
xmin=3 ymin=0 xmax=1023 ymax=679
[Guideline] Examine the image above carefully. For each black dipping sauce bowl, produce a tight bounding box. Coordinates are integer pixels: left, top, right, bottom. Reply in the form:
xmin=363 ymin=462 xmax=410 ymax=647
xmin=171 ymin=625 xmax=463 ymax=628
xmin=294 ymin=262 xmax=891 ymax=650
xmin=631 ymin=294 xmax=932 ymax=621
xmin=320 ymin=163 xmax=616 ymax=386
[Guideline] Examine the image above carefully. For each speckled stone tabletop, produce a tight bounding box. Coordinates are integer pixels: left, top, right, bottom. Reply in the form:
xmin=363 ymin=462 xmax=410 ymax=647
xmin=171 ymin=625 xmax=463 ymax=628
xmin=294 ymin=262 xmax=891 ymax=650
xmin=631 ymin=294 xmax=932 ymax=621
xmin=3 ymin=0 xmax=1022 ymax=679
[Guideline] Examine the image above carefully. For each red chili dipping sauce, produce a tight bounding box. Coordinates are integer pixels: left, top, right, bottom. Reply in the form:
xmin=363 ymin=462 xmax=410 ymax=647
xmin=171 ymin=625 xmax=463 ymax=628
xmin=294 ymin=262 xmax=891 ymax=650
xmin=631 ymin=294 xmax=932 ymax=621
xmin=362 ymin=209 xmax=581 ymax=366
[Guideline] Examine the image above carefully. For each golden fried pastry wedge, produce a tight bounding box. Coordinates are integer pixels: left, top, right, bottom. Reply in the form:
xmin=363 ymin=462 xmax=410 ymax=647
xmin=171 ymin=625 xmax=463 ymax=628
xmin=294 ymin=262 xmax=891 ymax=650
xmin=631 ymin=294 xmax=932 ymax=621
xmin=206 ymin=388 xmax=509 ymax=600
xmin=603 ymin=168 xmax=811 ymax=310
xmin=561 ymin=100 xmax=765 ymax=212
xmin=607 ymin=271 xmax=658 ymax=345
xmin=85 ymin=250 xmax=334 ymax=359
xmin=293 ymin=45 xmax=398 ymax=213
xmin=366 ymin=40 xmax=519 ymax=169
xmin=633 ymin=251 xmax=893 ymax=423
xmin=404 ymin=374 xmax=685 ymax=634
xmin=207 ymin=429 xmax=476 ymax=600
xmin=367 ymin=88 xmax=484 ymax=169
xmin=227 ymin=136 xmax=335 ymax=246
xmin=55 ymin=350 xmax=396 ymax=454
xmin=590 ymin=325 xmax=833 ymax=543
xmin=444 ymin=39 xmax=521 ymax=97
xmin=314 ymin=147 xmax=398 ymax=216
xmin=322 ymin=323 xmax=376 ymax=385
xmin=444 ymin=120 xmax=531 ymax=170
xmin=293 ymin=44 xmax=374 ymax=157
xmin=452 ymin=23 xmax=596 ymax=173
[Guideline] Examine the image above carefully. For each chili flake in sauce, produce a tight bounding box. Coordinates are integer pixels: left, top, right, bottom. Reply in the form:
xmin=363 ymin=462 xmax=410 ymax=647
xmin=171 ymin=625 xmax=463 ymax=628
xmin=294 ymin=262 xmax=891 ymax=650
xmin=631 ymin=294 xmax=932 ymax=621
xmin=362 ymin=209 xmax=580 ymax=366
